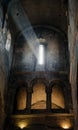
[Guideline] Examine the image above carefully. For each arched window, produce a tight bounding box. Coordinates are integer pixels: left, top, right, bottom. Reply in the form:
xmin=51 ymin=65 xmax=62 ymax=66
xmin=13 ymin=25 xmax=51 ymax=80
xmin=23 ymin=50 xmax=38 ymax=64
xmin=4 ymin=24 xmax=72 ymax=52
xmin=16 ymin=87 xmax=27 ymax=110
xmin=31 ymin=83 xmax=46 ymax=109
xmin=5 ymin=30 xmax=12 ymax=71
xmin=51 ymin=84 xmax=65 ymax=109
xmin=5 ymin=30 xmax=11 ymax=51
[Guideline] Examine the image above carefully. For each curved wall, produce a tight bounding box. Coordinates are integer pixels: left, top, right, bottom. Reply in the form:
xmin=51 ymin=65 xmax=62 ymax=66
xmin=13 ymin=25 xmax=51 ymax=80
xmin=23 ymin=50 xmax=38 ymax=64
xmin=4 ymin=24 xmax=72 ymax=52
xmin=13 ymin=26 xmax=69 ymax=72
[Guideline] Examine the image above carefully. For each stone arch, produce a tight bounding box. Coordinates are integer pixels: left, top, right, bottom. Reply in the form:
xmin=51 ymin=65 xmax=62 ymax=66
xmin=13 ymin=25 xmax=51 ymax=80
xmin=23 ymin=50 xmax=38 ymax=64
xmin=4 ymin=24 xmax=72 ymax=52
xmin=49 ymin=80 xmax=66 ymax=109
xmin=31 ymin=78 xmax=49 ymax=88
xmin=31 ymin=78 xmax=48 ymax=109
xmin=13 ymin=81 xmax=28 ymax=111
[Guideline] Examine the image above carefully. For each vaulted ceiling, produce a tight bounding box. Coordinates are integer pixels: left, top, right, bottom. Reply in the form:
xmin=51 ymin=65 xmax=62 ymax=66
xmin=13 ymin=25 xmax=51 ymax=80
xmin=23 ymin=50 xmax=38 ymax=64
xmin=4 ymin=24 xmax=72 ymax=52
xmin=20 ymin=0 xmax=68 ymax=33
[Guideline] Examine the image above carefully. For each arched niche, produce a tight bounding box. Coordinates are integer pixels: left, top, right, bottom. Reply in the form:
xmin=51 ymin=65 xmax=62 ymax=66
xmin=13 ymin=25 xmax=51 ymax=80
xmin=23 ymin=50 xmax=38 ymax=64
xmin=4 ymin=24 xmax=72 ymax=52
xmin=16 ymin=87 xmax=27 ymax=110
xmin=51 ymin=82 xmax=65 ymax=109
xmin=31 ymin=82 xmax=46 ymax=109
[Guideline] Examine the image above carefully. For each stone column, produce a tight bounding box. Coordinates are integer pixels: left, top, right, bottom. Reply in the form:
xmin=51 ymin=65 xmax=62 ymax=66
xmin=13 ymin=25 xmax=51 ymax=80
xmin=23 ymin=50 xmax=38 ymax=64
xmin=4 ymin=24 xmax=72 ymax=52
xmin=46 ymin=86 xmax=52 ymax=111
xmin=26 ymin=82 xmax=33 ymax=113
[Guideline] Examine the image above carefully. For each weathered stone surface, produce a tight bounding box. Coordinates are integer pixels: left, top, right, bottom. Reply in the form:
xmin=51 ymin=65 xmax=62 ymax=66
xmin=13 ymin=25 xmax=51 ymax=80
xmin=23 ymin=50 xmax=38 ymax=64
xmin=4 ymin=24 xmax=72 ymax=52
xmin=0 ymin=4 xmax=12 ymax=130
xmin=13 ymin=26 xmax=69 ymax=73
xmin=68 ymin=0 xmax=78 ymax=129
xmin=8 ymin=0 xmax=68 ymax=39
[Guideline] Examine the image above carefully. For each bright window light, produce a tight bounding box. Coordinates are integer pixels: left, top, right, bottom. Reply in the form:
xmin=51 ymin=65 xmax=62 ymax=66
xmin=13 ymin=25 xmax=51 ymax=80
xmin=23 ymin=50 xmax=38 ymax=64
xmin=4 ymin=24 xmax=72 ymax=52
xmin=38 ymin=44 xmax=45 ymax=65
xmin=5 ymin=31 xmax=11 ymax=51
xmin=5 ymin=39 xmax=11 ymax=51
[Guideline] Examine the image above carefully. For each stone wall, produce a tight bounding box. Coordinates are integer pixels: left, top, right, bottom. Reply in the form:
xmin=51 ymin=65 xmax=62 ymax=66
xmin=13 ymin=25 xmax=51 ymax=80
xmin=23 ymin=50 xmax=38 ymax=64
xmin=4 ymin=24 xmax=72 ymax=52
xmin=13 ymin=26 xmax=69 ymax=73
xmin=0 ymin=4 xmax=12 ymax=130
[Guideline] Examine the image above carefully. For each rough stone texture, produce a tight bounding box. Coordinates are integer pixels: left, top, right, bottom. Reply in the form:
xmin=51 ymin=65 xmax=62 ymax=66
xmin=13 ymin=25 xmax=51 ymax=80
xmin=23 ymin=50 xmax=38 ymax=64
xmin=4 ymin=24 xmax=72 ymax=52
xmin=21 ymin=0 xmax=68 ymax=32
xmin=68 ymin=0 xmax=78 ymax=129
xmin=8 ymin=0 xmax=68 ymax=40
xmin=0 ymin=5 xmax=12 ymax=130
xmin=13 ymin=26 xmax=69 ymax=73
xmin=7 ymin=0 xmax=69 ymax=74
xmin=0 ymin=6 xmax=6 ymax=130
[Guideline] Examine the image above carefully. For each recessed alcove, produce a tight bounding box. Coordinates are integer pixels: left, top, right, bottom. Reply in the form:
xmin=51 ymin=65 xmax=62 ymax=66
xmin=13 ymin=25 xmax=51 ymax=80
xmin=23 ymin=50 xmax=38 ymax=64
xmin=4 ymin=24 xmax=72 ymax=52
xmin=31 ymin=83 xmax=46 ymax=109
xmin=15 ymin=87 xmax=27 ymax=110
xmin=51 ymin=84 xmax=65 ymax=109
